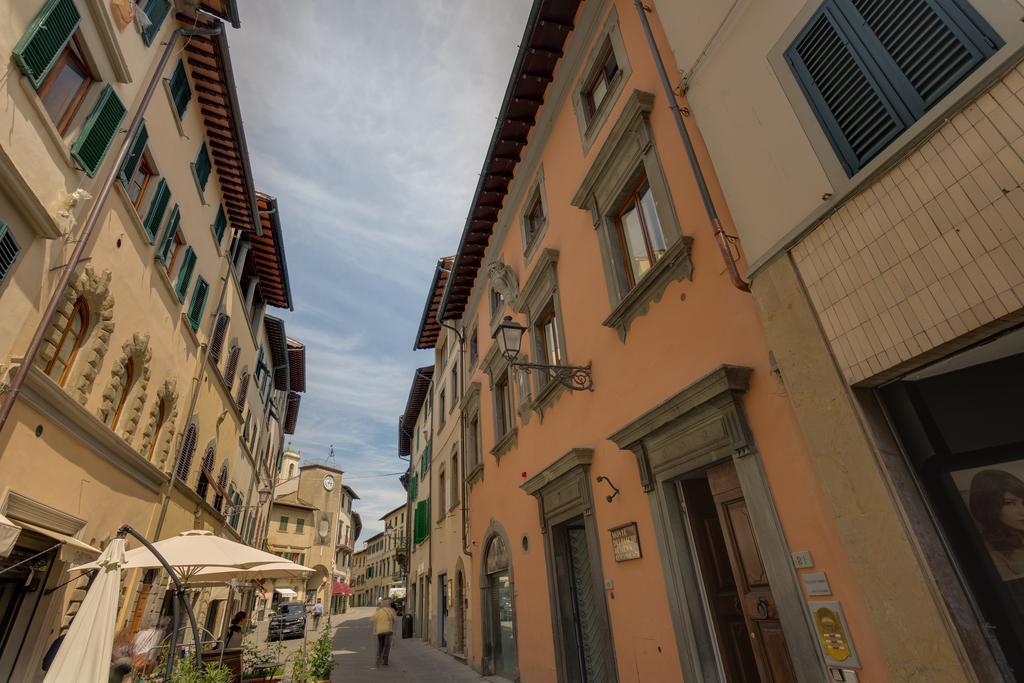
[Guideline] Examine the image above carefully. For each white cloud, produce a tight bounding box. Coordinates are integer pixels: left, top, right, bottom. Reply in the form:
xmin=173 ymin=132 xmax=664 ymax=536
xmin=229 ymin=0 xmax=532 ymax=542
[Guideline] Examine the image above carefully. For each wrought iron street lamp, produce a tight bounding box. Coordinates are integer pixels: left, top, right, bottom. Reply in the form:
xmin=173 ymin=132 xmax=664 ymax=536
xmin=492 ymin=315 xmax=593 ymax=391
xmin=223 ymin=484 xmax=273 ymax=516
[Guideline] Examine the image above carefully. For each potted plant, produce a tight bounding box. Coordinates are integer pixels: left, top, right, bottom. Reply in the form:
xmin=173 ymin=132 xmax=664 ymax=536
xmin=147 ymin=657 xmax=231 ymax=683
xmin=308 ymin=626 xmax=334 ymax=683
xmin=242 ymin=640 xmax=285 ymax=682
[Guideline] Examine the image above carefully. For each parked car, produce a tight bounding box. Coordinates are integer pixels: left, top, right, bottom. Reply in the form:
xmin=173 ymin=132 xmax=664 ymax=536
xmin=267 ymin=602 xmax=306 ymax=641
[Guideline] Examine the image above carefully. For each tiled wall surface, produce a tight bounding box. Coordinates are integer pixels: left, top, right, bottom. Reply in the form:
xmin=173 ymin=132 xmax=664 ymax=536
xmin=793 ymin=62 xmax=1024 ymax=384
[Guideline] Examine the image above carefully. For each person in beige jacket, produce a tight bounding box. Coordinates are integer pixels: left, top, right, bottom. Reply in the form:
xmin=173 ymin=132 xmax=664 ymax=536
xmin=371 ymin=599 xmax=397 ymax=667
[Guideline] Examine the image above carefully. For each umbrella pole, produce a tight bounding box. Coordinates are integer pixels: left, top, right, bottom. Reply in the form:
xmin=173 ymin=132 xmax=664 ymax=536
xmin=116 ymin=526 xmax=203 ymax=673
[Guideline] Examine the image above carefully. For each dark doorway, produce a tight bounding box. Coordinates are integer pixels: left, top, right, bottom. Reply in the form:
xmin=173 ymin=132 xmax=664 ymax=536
xmin=439 ymin=572 xmax=448 ymax=648
xmin=679 ymin=461 xmax=796 ymax=681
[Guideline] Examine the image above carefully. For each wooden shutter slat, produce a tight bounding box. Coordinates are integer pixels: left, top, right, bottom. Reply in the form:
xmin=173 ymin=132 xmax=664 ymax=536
xmin=141 ymin=178 xmax=170 ymax=243
xmin=175 ymin=247 xmax=196 ymax=302
xmin=194 ymin=144 xmax=212 ymax=191
xmin=71 ymin=85 xmax=127 ymax=177
xmin=157 ymin=204 xmax=180 ymax=265
xmin=0 ymin=223 xmax=21 ymax=283
xmin=13 ymin=0 xmax=81 ymax=88
xmin=187 ymin=277 xmax=209 ymax=331
xmin=142 ymin=0 xmax=171 ymax=46
xmin=119 ymin=123 xmax=149 ymax=188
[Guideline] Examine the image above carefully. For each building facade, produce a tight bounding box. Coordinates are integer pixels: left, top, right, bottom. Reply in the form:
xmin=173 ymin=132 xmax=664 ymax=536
xmin=332 ymin=484 xmax=360 ymax=613
xmin=653 ymin=0 xmax=1024 ymax=679
xmin=0 ymin=2 xmax=306 ymax=677
xmin=402 ymin=365 xmax=434 ymax=638
xmin=422 ymin=0 xmax=898 ymax=680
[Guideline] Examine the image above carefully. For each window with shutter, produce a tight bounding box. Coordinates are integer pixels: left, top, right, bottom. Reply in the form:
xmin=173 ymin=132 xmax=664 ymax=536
xmin=142 ymin=179 xmax=170 ymax=243
xmin=13 ymin=0 xmax=81 ymax=88
xmin=213 ymin=205 xmax=227 ymax=243
xmin=71 ymin=85 xmax=127 ymax=177
xmin=168 ymin=60 xmax=192 ymax=118
xmin=224 ymin=345 xmax=240 ymax=388
xmin=0 ymin=223 xmax=21 ymax=284
xmin=141 ymin=0 xmax=171 ymax=47
xmin=177 ymin=422 xmax=198 ymax=481
xmin=786 ymin=0 xmax=1001 ymax=176
xmin=175 ymin=246 xmax=196 ymax=303
xmin=187 ymin=276 xmax=209 ymax=331
xmin=196 ymin=446 xmax=214 ymax=497
xmin=210 ymin=314 xmax=229 ymax=361
xmin=119 ymin=124 xmax=149 ymax=188
xmin=194 ymin=144 xmax=212 ymax=192
xmin=214 ymin=464 xmax=228 ymax=512
xmin=236 ymin=371 xmax=250 ymax=411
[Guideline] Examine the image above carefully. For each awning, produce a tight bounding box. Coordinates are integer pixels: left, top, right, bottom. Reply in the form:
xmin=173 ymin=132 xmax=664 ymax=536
xmin=14 ymin=520 xmax=100 ymax=564
xmin=0 ymin=513 xmax=19 ymax=557
xmin=274 ymin=587 xmax=297 ymax=597
xmin=332 ymin=580 xmax=352 ymax=597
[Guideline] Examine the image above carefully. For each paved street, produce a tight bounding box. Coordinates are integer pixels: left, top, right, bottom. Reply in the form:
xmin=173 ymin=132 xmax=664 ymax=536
xmin=330 ymin=607 xmax=488 ymax=682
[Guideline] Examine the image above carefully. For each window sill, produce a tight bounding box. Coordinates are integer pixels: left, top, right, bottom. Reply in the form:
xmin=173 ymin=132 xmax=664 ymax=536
xmin=489 ymin=428 xmax=517 ymax=460
xmin=114 ymin=182 xmax=155 ymax=245
xmin=602 ymin=235 xmax=694 ymax=341
xmin=163 ymin=79 xmax=188 ymax=138
xmin=190 ymin=163 xmax=208 ymax=205
xmin=154 ymin=257 xmax=184 ymax=306
xmin=531 ymin=375 xmax=565 ymax=420
xmin=522 ymin=219 xmax=549 ymax=265
xmin=18 ymin=76 xmax=76 ymax=170
xmin=180 ymin=310 xmax=200 ymax=348
xmin=209 ymin=224 xmax=224 ymax=255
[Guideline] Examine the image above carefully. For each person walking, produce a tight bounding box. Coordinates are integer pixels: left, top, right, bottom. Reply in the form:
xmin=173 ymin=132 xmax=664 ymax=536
xmin=312 ymin=599 xmax=324 ymax=630
xmin=371 ymin=599 xmax=397 ymax=668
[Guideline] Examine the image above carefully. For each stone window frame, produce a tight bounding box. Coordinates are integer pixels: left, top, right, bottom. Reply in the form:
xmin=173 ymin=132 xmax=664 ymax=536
xmin=512 ymin=248 xmax=570 ymax=417
xmin=520 ymin=166 xmax=551 ymax=263
xmin=467 ymin=319 xmax=480 ymax=373
xmin=97 ymin=333 xmax=152 ymax=443
xmin=139 ymin=378 xmax=177 ymax=466
xmin=572 ymin=6 xmax=632 ymax=155
xmin=462 ymin=381 xmax=484 ymax=487
xmin=482 ymin=343 xmax=517 ymax=459
xmin=608 ymin=365 xmax=826 ymax=681
xmin=572 ymin=89 xmax=694 ymax=342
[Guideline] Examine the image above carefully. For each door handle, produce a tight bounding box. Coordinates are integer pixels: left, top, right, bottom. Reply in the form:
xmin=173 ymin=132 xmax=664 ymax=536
xmin=756 ymin=597 xmax=770 ymax=619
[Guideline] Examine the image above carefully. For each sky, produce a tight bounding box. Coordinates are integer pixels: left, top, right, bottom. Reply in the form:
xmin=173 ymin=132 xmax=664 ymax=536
xmin=229 ymin=2 xmax=533 ymax=545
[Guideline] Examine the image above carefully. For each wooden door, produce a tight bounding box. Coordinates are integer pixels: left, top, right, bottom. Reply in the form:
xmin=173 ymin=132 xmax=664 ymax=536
xmin=707 ymin=460 xmax=796 ymax=682
xmin=680 ymin=478 xmax=761 ymax=682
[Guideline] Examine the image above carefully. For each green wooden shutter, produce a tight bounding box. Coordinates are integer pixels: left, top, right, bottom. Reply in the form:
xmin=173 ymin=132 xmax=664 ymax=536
xmin=169 ymin=60 xmax=192 ymax=118
xmin=0 ymin=222 xmax=21 ymax=283
xmin=187 ymin=277 xmax=209 ymax=331
xmin=157 ymin=204 xmax=180 ymax=265
xmin=70 ymin=85 xmax=127 ymax=177
xmin=119 ymin=123 xmax=149 ymax=188
xmin=213 ymin=205 xmax=227 ymax=242
xmin=13 ymin=0 xmax=81 ymax=88
xmin=175 ymin=247 xmax=196 ymax=302
xmin=141 ymin=0 xmax=171 ymax=47
xmin=142 ymin=179 xmax=171 ymax=243
xmin=194 ymin=144 xmax=212 ymax=191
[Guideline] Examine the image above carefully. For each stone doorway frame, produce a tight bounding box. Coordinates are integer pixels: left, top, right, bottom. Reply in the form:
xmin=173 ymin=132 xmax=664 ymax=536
xmin=609 ymin=365 xmax=827 ymax=682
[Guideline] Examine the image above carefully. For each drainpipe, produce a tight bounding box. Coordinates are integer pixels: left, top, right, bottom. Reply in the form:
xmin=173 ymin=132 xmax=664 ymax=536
xmin=0 ymin=24 xmax=224 ymax=443
xmin=634 ymin=1 xmax=750 ymax=293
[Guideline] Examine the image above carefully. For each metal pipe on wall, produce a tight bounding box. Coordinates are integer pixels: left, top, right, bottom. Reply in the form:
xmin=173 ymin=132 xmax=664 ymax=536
xmin=634 ymin=0 xmax=750 ymax=293
xmin=0 ymin=24 xmax=224 ymax=442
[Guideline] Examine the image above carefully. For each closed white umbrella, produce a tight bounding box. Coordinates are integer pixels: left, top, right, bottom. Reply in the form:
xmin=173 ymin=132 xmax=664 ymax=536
xmin=44 ymin=538 xmax=126 ymax=683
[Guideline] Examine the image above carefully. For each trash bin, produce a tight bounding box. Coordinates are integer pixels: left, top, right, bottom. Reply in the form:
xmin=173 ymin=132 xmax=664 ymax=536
xmin=401 ymin=614 xmax=413 ymax=639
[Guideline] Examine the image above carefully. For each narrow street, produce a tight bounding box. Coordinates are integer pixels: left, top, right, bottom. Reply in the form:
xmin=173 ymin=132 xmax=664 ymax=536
xmin=330 ymin=607 xmax=486 ymax=682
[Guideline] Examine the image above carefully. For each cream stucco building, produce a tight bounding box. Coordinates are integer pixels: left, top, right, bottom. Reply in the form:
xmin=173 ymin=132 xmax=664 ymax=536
xmin=0 ymin=1 xmax=306 ymax=678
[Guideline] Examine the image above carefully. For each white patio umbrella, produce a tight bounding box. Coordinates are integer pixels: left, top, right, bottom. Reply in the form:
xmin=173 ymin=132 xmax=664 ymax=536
xmin=44 ymin=537 xmax=126 ymax=683
xmin=73 ymin=529 xmax=285 ymax=580
xmin=189 ymin=560 xmax=314 ymax=583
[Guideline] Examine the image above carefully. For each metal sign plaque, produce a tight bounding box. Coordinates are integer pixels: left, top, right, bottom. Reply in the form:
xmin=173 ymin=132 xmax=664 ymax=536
xmin=810 ymin=601 xmax=860 ymax=668
xmin=609 ymin=522 xmax=641 ymax=562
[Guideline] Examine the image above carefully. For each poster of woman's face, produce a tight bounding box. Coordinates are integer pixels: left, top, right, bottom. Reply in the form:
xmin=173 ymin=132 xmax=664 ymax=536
xmin=952 ymin=462 xmax=1024 ymax=582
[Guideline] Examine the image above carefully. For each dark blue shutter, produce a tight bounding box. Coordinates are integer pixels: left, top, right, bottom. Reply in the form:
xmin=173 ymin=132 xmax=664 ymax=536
xmin=187 ymin=277 xmax=209 ymax=331
xmin=157 ymin=205 xmax=181 ymax=265
xmin=142 ymin=0 xmax=171 ymax=47
xmin=169 ymin=60 xmax=192 ymax=118
xmin=119 ymin=123 xmax=149 ymax=188
xmin=0 ymin=222 xmax=21 ymax=283
xmin=213 ymin=205 xmax=227 ymax=242
xmin=175 ymin=247 xmax=196 ymax=302
xmin=194 ymin=144 xmax=212 ymax=192
xmin=70 ymin=85 xmax=127 ymax=177
xmin=13 ymin=0 xmax=81 ymax=88
xmin=142 ymin=179 xmax=171 ymax=243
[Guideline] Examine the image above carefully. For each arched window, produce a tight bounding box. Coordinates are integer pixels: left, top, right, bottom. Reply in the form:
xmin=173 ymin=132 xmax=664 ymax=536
xmin=209 ymin=313 xmax=229 ymax=362
xmin=196 ymin=445 xmax=215 ymax=498
xmin=107 ymin=358 xmax=135 ymax=429
xmin=176 ymin=422 xmax=198 ymax=481
xmin=146 ymin=398 xmax=167 ymax=461
xmin=236 ymin=370 xmax=249 ymax=411
xmin=288 ymin=463 xmax=295 ymax=479
xmin=484 ymin=534 xmax=516 ymax=678
xmin=224 ymin=345 xmax=240 ymax=388
xmin=214 ymin=464 xmax=228 ymax=512
xmin=46 ymin=296 xmax=88 ymax=386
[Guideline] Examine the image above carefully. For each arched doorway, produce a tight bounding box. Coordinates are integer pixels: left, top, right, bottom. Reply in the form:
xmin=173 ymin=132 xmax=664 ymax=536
xmin=481 ymin=530 xmax=516 ymax=679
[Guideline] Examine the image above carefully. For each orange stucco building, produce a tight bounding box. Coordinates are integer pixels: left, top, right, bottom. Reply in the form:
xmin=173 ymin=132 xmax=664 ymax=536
xmin=418 ymin=0 xmax=890 ymax=681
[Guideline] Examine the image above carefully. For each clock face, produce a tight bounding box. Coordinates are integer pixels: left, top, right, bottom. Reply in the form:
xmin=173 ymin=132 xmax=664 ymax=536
xmin=323 ymin=475 xmax=335 ymax=491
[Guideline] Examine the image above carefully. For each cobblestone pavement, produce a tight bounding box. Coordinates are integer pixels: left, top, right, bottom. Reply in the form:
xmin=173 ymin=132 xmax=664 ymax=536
xmin=330 ymin=607 xmax=488 ymax=682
